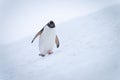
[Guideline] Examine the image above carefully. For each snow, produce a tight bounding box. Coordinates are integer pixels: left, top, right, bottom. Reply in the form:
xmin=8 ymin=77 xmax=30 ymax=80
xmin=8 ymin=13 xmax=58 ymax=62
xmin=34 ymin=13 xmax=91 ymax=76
xmin=0 ymin=4 xmax=120 ymax=80
xmin=1 ymin=0 xmax=120 ymax=45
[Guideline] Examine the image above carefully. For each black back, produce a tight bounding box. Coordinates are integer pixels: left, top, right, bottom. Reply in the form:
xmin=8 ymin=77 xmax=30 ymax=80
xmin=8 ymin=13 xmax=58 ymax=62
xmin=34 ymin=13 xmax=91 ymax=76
xmin=47 ymin=21 xmax=55 ymax=28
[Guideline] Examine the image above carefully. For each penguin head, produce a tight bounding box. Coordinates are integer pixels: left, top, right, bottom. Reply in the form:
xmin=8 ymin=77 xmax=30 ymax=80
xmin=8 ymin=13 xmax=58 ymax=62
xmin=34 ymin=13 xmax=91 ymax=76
xmin=47 ymin=21 xmax=55 ymax=28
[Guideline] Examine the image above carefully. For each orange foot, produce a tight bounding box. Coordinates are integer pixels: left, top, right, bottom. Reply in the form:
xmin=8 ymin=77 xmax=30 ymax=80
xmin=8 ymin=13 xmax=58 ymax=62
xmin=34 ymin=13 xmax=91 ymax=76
xmin=48 ymin=50 xmax=53 ymax=55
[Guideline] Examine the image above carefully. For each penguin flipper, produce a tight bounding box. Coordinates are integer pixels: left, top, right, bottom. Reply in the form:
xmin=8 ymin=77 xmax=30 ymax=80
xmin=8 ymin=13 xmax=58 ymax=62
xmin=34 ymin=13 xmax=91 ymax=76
xmin=55 ymin=35 xmax=60 ymax=48
xmin=31 ymin=28 xmax=44 ymax=43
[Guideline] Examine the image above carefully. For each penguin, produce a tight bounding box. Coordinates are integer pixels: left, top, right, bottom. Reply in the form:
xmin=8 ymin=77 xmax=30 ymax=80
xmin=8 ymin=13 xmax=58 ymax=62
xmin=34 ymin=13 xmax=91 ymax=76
xmin=31 ymin=21 xmax=60 ymax=57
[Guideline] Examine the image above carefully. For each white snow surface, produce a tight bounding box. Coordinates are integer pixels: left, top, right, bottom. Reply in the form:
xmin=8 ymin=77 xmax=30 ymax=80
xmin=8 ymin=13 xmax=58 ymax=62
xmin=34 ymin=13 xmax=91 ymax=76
xmin=0 ymin=5 xmax=120 ymax=80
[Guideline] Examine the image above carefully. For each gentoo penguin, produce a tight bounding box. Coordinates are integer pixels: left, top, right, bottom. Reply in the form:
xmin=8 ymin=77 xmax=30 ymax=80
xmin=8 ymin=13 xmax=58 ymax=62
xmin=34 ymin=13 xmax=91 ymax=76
xmin=31 ymin=21 xmax=60 ymax=57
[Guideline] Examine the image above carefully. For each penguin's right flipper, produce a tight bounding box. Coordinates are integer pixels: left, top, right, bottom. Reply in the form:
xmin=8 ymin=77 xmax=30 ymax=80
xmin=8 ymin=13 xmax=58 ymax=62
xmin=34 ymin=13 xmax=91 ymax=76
xmin=31 ymin=28 xmax=44 ymax=43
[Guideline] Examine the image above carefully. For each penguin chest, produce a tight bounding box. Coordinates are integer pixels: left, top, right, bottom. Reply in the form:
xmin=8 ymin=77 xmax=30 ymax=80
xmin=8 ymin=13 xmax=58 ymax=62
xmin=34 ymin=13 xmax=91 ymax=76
xmin=39 ymin=28 xmax=56 ymax=51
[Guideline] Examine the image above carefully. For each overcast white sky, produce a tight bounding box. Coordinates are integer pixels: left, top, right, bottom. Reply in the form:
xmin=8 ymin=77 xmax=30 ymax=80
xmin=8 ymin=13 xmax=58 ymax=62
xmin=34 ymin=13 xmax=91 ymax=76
xmin=0 ymin=0 xmax=120 ymax=45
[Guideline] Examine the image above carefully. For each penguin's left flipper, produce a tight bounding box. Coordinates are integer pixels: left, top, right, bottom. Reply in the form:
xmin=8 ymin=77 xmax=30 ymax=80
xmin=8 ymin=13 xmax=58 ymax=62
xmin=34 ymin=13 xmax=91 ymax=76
xmin=55 ymin=35 xmax=60 ymax=48
xmin=31 ymin=28 xmax=44 ymax=43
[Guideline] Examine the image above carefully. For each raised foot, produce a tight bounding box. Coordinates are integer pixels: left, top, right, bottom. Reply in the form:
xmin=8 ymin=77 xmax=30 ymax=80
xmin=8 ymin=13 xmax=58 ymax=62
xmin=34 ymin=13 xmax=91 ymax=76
xmin=39 ymin=54 xmax=45 ymax=57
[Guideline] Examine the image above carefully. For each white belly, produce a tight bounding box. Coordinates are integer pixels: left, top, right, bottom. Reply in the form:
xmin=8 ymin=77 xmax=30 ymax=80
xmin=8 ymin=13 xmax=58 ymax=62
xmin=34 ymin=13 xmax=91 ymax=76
xmin=39 ymin=27 xmax=56 ymax=54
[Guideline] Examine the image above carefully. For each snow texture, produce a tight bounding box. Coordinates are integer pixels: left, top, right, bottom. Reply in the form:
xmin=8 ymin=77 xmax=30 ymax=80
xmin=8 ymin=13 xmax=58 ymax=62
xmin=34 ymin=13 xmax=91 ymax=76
xmin=0 ymin=5 xmax=120 ymax=80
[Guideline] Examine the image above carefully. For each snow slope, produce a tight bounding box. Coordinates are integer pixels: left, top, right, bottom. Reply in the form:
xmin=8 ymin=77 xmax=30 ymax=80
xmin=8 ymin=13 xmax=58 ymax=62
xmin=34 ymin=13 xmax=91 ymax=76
xmin=0 ymin=5 xmax=120 ymax=80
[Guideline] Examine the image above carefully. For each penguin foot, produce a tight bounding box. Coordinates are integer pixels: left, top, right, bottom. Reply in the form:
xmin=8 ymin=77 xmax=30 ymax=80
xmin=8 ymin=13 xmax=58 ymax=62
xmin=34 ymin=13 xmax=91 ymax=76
xmin=48 ymin=50 xmax=53 ymax=55
xmin=39 ymin=54 xmax=45 ymax=57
